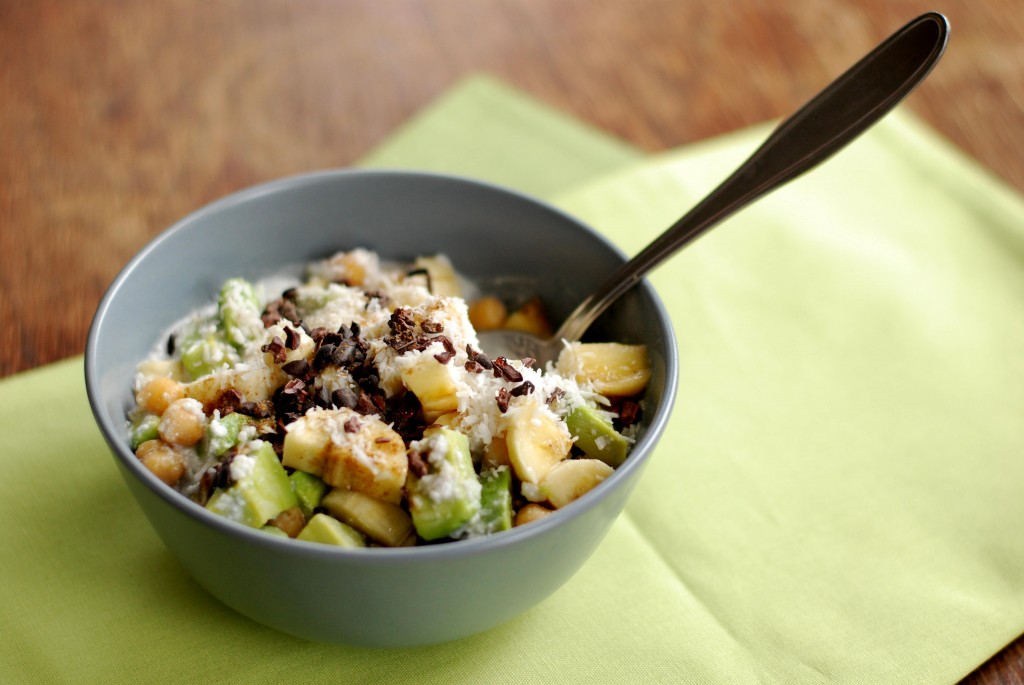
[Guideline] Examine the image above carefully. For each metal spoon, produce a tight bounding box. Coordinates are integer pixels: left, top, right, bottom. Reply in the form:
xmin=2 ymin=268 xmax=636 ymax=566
xmin=478 ymin=11 xmax=949 ymax=363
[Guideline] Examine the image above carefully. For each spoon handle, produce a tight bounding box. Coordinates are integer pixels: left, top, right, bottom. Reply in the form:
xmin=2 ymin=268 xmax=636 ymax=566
xmin=556 ymin=12 xmax=949 ymax=342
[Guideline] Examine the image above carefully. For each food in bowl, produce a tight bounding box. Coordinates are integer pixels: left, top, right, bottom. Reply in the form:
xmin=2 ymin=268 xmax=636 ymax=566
xmin=88 ymin=170 xmax=677 ymax=646
xmin=127 ymin=248 xmax=651 ymax=547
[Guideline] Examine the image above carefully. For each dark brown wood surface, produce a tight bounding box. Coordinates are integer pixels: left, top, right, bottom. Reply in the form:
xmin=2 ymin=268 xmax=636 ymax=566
xmin=2 ymin=1 xmax=1022 ymax=682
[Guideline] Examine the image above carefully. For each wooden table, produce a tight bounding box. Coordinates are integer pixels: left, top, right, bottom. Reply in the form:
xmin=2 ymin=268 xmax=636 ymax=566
xmin=2 ymin=1 xmax=1021 ymax=681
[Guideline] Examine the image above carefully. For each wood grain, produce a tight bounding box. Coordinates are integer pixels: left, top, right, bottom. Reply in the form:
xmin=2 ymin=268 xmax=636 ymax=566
xmin=1 ymin=2 xmax=1022 ymax=681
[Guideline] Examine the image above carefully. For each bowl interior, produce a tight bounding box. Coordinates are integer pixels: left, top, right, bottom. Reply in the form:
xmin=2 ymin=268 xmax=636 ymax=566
xmin=87 ymin=169 xmax=677 ymax=550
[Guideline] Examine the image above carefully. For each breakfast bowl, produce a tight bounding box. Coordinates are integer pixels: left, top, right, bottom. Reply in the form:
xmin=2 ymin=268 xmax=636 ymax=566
xmin=85 ymin=169 xmax=678 ymax=647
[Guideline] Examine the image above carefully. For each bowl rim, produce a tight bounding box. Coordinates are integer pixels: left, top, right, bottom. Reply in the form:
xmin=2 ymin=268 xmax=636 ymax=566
xmin=85 ymin=167 xmax=679 ymax=564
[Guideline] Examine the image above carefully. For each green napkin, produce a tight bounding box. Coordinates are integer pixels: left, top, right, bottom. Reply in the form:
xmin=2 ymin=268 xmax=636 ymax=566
xmin=358 ymin=73 xmax=643 ymax=194
xmin=557 ymin=115 xmax=1024 ymax=682
xmin=3 ymin=74 xmax=1023 ymax=684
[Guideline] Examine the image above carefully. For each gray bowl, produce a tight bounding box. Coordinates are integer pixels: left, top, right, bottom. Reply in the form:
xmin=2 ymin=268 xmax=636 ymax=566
xmin=85 ymin=169 xmax=678 ymax=647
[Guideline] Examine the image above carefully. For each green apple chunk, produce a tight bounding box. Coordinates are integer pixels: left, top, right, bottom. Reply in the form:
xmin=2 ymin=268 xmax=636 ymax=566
xmin=203 ymin=411 xmax=254 ymax=458
xmin=179 ymin=333 xmax=238 ymax=380
xmin=566 ymin=405 xmax=631 ymax=467
xmin=217 ymin=277 xmax=263 ymax=349
xmin=289 ymin=470 xmax=329 ymax=518
xmin=409 ymin=427 xmax=482 ymax=541
xmin=206 ymin=441 xmax=299 ymax=528
xmin=129 ymin=414 xmax=160 ymax=450
xmin=296 ymin=513 xmax=366 ymax=548
xmin=477 ymin=466 xmax=513 ymax=535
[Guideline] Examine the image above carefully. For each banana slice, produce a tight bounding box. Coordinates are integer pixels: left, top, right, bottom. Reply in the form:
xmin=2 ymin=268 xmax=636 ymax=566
xmin=282 ymin=407 xmax=408 ymax=504
xmin=263 ymin=322 xmax=316 ymax=364
xmin=556 ymin=342 xmax=651 ymax=397
xmin=401 ymin=354 xmax=460 ymax=422
xmin=538 ymin=458 xmax=614 ymax=508
xmin=322 ymin=488 xmax=415 ymax=547
xmin=505 ymin=400 xmax=572 ymax=484
xmin=184 ymin=361 xmax=288 ymax=407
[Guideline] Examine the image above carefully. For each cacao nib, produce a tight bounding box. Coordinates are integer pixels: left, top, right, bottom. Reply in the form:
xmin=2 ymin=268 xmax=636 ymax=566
xmin=331 ymin=387 xmax=358 ymax=410
xmin=212 ymin=389 xmax=243 ymax=416
xmin=510 ymin=381 xmax=535 ymax=397
xmin=389 ymin=392 xmax=425 ymax=444
xmin=385 ymin=309 xmax=452 ymax=357
xmin=262 ymin=298 xmax=300 ymax=328
xmin=313 ymin=343 xmax=337 ymax=370
xmin=355 ymin=390 xmax=381 ymax=416
xmin=465 ymin=345 xmax=493 ymax=370
xmin=407 ymin=449 xmax=429 ymax=478
xmin=492 ymin=356 xmax=523 ymax=383
xmin=273 ymin=379 xmax=312 ymax=425
xmin=384 ymin=308 xmax=418 ymax=353
xmin=281 ymin=358 xmax=311 ymax=379
xmin=615 ymin=399 xmax=641 ymax=429
xmin=546 ymin=387 xmax=566 ymax=408
xmin=283 ymin=378 xmax=305 ymax=394
xmin=211 ymin=451 xmax=237 ymax=490
xmin=283 ymin=325 xmax=301 ymax=350
xmin=237 ymin=399 xmax=274 ymax=419
xmin=332 ymin=341 xmax=356 ymax=366
xmin=433 ymin=335 xmax=456 ymax=364
xmin=261 ymin=336 xmax=287 ymax=364
xmin=496 ymin=387 xmax=511 ymax=413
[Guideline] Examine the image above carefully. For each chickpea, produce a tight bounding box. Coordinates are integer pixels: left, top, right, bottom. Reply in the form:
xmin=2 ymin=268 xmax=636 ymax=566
xmin=269 ymin=507 xmax=306 ymax=538
xmin=136 ymin=440 xmax=187 ymax=486
xmin=135 ymin=377 xmax=185 ymax=415
xmin=158 ymin=397 xmax=206 ymax=446
xmin=514 ymin=503 xmax=554 ymax=527
xmin=468 ymin=296 xmax=507 ymax=331
xmin=332 ymin=251 xmax=368 ymax=286
xmin=504 ymin=297 xmax=552 ymax=337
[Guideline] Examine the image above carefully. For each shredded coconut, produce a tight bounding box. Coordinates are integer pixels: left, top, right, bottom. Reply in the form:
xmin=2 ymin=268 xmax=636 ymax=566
xmin=208 ymin=418 xmax=228 ymax=439
xmin=130 ymin=247 xmax=650 ymax=546
xmin=230 ymin=453 xmax=256 ymax=482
